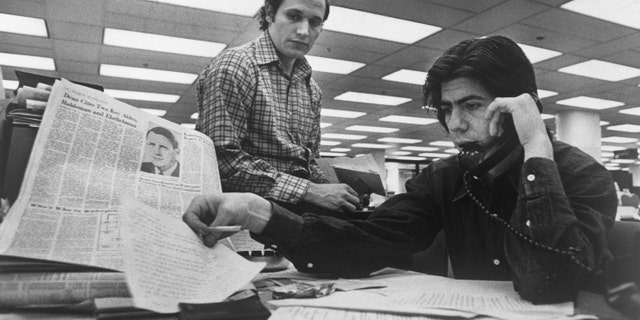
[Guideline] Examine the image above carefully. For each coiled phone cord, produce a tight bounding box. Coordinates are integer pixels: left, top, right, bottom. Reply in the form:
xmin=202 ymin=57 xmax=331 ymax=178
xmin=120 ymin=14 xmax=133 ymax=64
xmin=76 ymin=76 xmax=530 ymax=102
xmin=462 ymin=171 xmax=595 ymax=273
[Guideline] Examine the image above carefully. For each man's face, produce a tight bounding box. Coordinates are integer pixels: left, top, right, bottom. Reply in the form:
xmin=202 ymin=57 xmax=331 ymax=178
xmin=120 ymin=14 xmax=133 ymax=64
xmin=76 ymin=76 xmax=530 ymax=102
xmin=440 ymin=77 xmax=500 ymax=157
xmin=146 ymin=131 xmax=178 ymax=172
xmin=268 ymin=0 xmax=325 ymax=61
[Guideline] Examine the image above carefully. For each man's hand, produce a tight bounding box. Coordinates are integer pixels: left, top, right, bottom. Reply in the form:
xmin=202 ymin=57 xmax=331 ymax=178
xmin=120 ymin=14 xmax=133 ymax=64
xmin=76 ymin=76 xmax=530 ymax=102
xmin=303 ymin=183 xmax=360 ymax=212
xmin=485 ymin=93 xmax=553 ymax=161
xmin=182 ymin=193 xmax=272 ymax=247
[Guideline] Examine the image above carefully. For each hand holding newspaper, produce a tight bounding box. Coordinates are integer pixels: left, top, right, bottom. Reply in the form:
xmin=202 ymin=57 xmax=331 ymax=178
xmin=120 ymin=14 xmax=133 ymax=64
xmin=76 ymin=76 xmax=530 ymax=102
xmin=0 ymin=79 xmax=264 ymax=312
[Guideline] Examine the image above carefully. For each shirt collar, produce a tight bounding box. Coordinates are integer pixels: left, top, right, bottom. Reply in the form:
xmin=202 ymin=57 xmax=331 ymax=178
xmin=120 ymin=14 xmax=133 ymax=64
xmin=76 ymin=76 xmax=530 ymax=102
xmin=156 ymin=161 xmax=178 ymax=176
xmin=255 ymin=31 xmax=313 ymax=80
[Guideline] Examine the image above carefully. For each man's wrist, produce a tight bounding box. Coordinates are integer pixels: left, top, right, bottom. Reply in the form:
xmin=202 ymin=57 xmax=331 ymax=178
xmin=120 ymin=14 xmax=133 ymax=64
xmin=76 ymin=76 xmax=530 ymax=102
xmin=247 ymin=195 xmax=274 ymax=234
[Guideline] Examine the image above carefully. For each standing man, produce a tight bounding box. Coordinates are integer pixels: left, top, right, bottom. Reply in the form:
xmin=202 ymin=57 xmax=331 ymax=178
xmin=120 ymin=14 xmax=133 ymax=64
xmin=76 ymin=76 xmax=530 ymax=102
xmin=196 ymin=0 xmax=360 ymax=213
xmin=185 ymin=35 xmax=617 ymax=303
xmin=141 ymin=126 xmax=181 ymax=177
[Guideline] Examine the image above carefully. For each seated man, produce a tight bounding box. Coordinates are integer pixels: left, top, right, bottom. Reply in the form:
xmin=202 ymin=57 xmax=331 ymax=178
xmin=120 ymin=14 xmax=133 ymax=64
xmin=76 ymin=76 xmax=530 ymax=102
xmin=183 ymin=35 xmax=617 ymax=303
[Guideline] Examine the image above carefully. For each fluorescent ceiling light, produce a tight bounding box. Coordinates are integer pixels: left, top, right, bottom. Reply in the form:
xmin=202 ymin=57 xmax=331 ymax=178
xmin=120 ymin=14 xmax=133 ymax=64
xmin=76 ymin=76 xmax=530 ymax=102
xmin=320 ymin=122 xmax=332 ymax=128
xmin=378 ymin=137 xmax=422 ymax=144
xmin=100 ymin=64 xmax=197 ymax=84
xmin=323 ymin=6 xmax=441 ymax=44
xmin=351 ymin=143 xmax=392 ymax=149
xmin=0 ymin=13 xmax=48 ymax=37
xmin=392 ymin=151 xmax=412 ymax=156
xmin=558 ymin=59 xmax=640 ymax=81
xmin=104 ymin=28 xmax=226 ymax=57
xmin=418 ymin=152 xmax=451 ymax=158
xmin=147 ymin=0 xmax=262 ymax=16
xmin=321 ymin=108 xmax=366 ymax=118
xmin=601 ymin=152 xmax=614 ymax=158
xmin=0 ymin=52 xmax=55 ymax=70
xmin=561 ymin=0 xmax=640 ymax=29
xmin=321 ymin=140 xmax=341 ymax=146
xmin=445 ymin=148 xmax=460 ymax=154
xmin=602 ymin=145 xmax=626 ymax=151
xmin=390 ymin=156 xmax=427 ymax=161
xmin=346 ymin=125 xmax=398 ymax=133
xmin=320 ymin=152 xmax=347 ymax=157
xmin=401 ymin=146 xmax=439 ymax=152
xmin=321 ymin=133 xmax=367 ymax=140
xmin=541 ymin=113 xmax=555 ymax=120
xmin=382 ymin=69 xmax=427 ymax=85
xmin=3 ymin=80 xmax=19 ymax=90
xmin=105 ymin=89 xmax=180 ymax=103
xmin=335 ymin=92 xmax=411 ymax=106
xmin=601 ymin=121 xmax=610 ymax=126
xmin=190 ymin=112 xmax=198 ymax=119
xmin=330 ymin=148 xmax=351 ymax=152
xmin=607 ymin=124 xmax=640 ymax=133
xmin=181 ymin=123 xmax=196 ymax=129
xmin=518 ymin=43 xmax=562 ymax=64
xmin=306 ymin=56 xmax=365 ymax=74
xmin=537 ymin=89 xmax=558 ymax=99
xmin=379 ymin=115 xmax=438 ymax=125
xmin=619 ymin=107 xmax=640 ymax=116
xmin=601 ymin=136 xmax=638 ymax=143
xmin=611 ymin=159 xmax=636 ymax=164
xmin=430 ymin=141 xmax=455 ymax=147
xmin=140 ymin=108 xmax=167 ymax=116
xmin=556 ymin=96 xmax=623 ymax=110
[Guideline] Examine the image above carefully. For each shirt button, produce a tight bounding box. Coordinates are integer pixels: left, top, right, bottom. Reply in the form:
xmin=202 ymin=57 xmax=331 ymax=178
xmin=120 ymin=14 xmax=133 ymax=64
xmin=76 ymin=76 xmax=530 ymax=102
xmin=525 ymin=220 xmax=531 ymax=227
xmin=527 ymin=174 xmax=535 ymax=182
xmin=493 ymin=259 xmax=501 ymax=266
xmin=307 ymin=262 xmax=314 ymax=268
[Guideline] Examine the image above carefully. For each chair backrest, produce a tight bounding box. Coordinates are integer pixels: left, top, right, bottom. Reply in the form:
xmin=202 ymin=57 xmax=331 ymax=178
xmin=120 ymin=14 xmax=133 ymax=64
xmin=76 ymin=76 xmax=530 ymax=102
xmin=608 ymin=220 xmax=640 ymax=259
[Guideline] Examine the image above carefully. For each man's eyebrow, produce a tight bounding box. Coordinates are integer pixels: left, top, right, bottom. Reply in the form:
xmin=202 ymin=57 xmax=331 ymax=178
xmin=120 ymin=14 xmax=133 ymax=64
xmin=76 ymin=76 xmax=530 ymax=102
xmin=442 ymin=94 xmax=485 ymax=106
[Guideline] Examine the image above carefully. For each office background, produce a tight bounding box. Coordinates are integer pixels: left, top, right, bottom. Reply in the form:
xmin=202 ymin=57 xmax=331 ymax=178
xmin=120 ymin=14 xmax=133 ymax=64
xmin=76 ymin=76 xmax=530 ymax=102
xmin=1 ymin=0 xmax=640 ymax=178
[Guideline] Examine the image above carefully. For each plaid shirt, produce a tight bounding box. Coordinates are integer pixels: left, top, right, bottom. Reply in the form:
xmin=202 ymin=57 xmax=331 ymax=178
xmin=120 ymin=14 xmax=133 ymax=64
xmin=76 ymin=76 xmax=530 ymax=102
xmin=196 ymin=32 xmax=328 ymax=204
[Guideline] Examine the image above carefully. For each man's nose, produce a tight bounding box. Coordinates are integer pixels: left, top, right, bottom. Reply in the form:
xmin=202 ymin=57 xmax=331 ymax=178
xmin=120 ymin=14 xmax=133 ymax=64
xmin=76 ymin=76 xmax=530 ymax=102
xmin=447 ymin=108 xmax=467 ymax=132
xmin=296 ymin=20 xmax=310 ymax=38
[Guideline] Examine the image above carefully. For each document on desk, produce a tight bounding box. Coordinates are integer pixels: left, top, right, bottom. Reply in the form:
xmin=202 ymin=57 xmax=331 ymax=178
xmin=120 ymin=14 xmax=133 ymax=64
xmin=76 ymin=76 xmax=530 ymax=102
xmin=120 ymin=198 xmax=265 ymax=313
xmin=0 ymin=79 xmax=223 ymax=272
xmin=269 ymin=270 xmax=575 ymax=320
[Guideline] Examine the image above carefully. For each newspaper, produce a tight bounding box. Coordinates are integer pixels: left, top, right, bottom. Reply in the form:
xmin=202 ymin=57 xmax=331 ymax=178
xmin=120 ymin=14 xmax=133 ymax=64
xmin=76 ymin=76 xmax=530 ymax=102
xmin=0 ymin=272 xmax=129 ymax=308
xmin=0 ymin=78 xmax=221 ymax=271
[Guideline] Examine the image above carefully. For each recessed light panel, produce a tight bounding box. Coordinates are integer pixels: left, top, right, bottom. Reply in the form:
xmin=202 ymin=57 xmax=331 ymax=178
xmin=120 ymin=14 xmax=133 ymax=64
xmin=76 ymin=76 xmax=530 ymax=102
xmin=379 ymin=115 xmax=438 ymax=125
xmin=141 ymin=108 xmax=167 ymax=116
xmin=392 ymin=151 xmax=412 ymax=156
xmin=556 ymin=96 xmax=623 ymax=110
xmin=147 ymin=0 xmax=262 ymax=16
xmin=346 ymin=125 xmax=398 ymax=133
xmin=330 ymin=148 xmax=351 ymax=152
xmin=390 ymin=156 xmax=427 ymax=161
xmin=602 ymin=145 xmax=626 ymax=151
xmin=320 ymin=122 xmax=332 ymax=128
xmin=181 ymin=123 xmax=196 ymax=129
xmin=537 ymin=89 xmax=558 ymax=99
xmin=418 ymin=152 xmax=451 ymax=158
xmin=351 ymin=143 xmax=392 ymax=149
xmin=601 ymin=136 xmax=638 ymax=144
xmin=541 ymin=113 xmax=555 ymax=120
xmin=335 ymin=92 xmax=411 ymax=106
xmin=321 ymin=133 xmax=367 ymax=140
xmin=100 ymin=64 xmax=197 ymax=84
xmin=3 ymin=80 xmax=19 ymax=90
xmin=559 ymin=59 xmax=640 ymax=81
xmin=378 ymin=137 xmax=422 ymax=144
xmin=306 ymin=56 xmax=365 ymax=74
xmin=619 ymin=107 xmax=640 ymax=116
xmin=190 ymin=112 xmax=198 ymax=119
xmin=320 ymin=141 xmax=341 ymax=146
xmin=320 ymin=152 xmax=347 ymax=157
xmin=0 ymin=52 xmax=55 ymax=70
xmin=382 ymin=69 xmax=427 ymax=85
xmin=401 ymin=146 xmax=439 ymax=152
xmin=561 ymin=0 xmax=640 ymax=29
xmin=0 ymin=13 xmax=48 ymax=37
xmin=607 ymin=124 xmax=640 ymax=133
xmin=104 ymin=28 xmax=226 ymax=57
xmin=430 ymin=141 xmax=455 ymax=147
xmin=518 ymin=43 xmax=562 ymax=64
xmin=105 ymin=89 xmax=180 ymax=103
xmin=321 ymin=108 xmax=366 ymax=118
xmin=323 ymin=7 xmax=441 ymax=44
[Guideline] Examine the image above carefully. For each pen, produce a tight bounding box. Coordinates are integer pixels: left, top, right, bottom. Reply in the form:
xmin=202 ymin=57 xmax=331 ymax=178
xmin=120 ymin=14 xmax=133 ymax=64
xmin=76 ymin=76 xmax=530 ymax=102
xmin=207 ymin=226 xmax=242 ymax=232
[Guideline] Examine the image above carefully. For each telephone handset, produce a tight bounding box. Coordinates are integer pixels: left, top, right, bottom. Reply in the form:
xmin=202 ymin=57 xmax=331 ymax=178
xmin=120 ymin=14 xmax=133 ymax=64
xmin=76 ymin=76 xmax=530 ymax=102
xmin=458 ymin=131 xmax=595 ymax=274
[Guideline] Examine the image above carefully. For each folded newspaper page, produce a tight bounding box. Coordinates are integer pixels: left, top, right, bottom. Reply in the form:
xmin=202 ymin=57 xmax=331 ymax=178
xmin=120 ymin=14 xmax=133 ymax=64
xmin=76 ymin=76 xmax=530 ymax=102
xmin=0 ymin=79 xmax=222 ymax=271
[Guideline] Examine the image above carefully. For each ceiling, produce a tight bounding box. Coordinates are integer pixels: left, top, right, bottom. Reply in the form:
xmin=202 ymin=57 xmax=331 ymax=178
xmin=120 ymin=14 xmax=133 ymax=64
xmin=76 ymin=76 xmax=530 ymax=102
xmin=2 ymin=0 xmax=640 ymax=168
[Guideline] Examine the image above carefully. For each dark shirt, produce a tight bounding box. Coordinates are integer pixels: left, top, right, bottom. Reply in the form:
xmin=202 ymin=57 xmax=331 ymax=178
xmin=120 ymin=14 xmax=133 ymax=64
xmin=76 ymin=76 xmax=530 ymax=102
xmin=256 ymin=141 xmax=617 ymax=303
